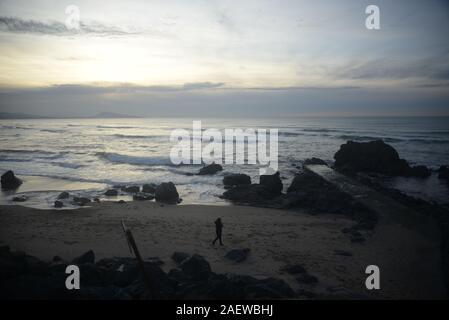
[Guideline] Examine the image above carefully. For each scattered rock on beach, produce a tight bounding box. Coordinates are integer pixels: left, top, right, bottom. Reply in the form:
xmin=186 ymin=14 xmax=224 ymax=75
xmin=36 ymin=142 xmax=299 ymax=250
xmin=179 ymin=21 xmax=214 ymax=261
xmin=260 ymin=172 xmax=283 ymax=195
xmin=142 ymin=184 xmax=156 ymax=194
xmin=72 ymin=250 xmax=95 ymax=265
xmin=225 ymin=248 xmax=250 ymax=263
xmin=121 ymin=186 xmax=140 ymax=193
xmin=198 ymin=163 xmax=223 ymax=175
xmin=1 ymin=170 xmax=22 ymax=190
xmin=12 ymin=195 xmax=27 ymax=202
xmin=155 ymin=182 xmax=180 ymax=203
xmin=171 ymin=252 xmax=190 ymax=265
xmin=104 ymin=189 xmax=118 ymax=196
xmin=223 ymin=173 xmax=251 ymax=186
xmin=57 ymin=191 xmax=70 ymax=200
xmin=54 ymin=200 xmax=63 ymax=208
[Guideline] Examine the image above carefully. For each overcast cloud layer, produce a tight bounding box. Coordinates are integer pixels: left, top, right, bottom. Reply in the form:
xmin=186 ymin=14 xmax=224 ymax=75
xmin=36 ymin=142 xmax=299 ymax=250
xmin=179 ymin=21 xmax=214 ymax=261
xmin=0 ymin=0 xmax=448 ymax=117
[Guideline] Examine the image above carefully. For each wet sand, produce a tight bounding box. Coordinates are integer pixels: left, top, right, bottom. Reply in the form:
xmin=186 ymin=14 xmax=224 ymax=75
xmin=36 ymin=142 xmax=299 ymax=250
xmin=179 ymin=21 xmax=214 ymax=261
xmin=0 ymin=202 xmax=445 ymax=299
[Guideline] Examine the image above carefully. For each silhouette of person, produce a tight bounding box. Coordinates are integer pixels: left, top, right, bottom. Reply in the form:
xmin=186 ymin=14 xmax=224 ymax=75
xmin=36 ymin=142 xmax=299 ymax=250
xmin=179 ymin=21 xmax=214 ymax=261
xmin=213 ymin=218 xmax=223 ymax=245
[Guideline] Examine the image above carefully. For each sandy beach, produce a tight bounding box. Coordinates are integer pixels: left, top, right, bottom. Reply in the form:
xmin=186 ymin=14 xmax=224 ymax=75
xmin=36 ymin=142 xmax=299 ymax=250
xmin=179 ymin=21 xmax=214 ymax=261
xmin=0 ymin=201 xmax=445 ymax=299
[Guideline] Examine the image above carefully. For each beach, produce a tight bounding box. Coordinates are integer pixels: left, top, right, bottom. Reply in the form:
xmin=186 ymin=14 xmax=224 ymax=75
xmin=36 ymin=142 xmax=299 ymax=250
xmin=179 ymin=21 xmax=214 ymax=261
xmin=0 ymin=201 xmax=445 ymax=299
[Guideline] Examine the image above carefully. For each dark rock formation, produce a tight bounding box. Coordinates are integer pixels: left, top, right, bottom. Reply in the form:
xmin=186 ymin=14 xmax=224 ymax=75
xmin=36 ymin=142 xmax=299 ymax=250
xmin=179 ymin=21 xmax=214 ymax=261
xmin=259 ymin=172 xmax=283 ymax=194
xmin=296 ymin=274 xmax=318 ymax=284
xmin=223 ymin=174 xmax=251 ymax=186
xmin=12 ymin=195 xmax=27 ymax=202
xmin=1 ymin=247 xmax=296 ymax=300
xmin=198 ymin=163 xmax=223 ymax=175
xmin=334 ymin=140 xmax=410 ymax=176
xmin=155 ymin=182 xmax=179 ymax=203
xmin=104 ymin=189 xmax=118 ymax=196
xmin=171 ymin=252 xmax=190 ymax=265
xmin=57 ymin=192 xmax=70 ymax=200
xmin=142 ymin=184 xmax=156 ymax=194
xmin=121 ymin=186 xmax=140 ymax=193
xmin=54 ymin=200 xmax=63 ymax=208
xmin=225 ymin=248 xmax=250 ymax=262
xmin=1 ymin=170 xmax=22 ymax=190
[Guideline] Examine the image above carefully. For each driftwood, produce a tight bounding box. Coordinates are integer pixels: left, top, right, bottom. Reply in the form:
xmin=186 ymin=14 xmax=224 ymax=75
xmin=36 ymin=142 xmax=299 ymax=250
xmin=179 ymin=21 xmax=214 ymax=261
xmin=121 ymin=220 xmax=152 ymax=296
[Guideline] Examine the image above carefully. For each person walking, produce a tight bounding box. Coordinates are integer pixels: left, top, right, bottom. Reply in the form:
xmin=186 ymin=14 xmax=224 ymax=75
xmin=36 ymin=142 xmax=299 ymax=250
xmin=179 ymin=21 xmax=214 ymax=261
xmin=212 ymin=218 xmax=223 ymax=245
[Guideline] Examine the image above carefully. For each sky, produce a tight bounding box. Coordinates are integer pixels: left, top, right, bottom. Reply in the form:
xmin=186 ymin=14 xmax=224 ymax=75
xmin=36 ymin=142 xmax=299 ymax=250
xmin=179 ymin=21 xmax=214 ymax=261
xmin=0 ymin=0 xmax=448 ymax=117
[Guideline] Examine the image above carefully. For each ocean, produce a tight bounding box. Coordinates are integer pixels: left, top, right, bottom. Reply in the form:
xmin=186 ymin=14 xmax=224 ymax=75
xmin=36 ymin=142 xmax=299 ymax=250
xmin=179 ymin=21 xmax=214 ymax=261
xmin=1 ymin=117 xmax=448 ymax=208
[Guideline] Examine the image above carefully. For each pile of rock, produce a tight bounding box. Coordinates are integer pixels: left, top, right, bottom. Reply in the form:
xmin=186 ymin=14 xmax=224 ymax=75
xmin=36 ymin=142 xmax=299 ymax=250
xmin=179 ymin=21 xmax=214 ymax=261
xmin=0 ymin=247 xmax=295 ymax=300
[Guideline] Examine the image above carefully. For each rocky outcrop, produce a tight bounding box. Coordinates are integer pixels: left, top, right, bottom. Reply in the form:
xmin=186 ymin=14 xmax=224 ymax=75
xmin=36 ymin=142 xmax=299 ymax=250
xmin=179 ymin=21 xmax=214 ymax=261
xmin=155 ymin=182 xmax=180 ymax=203
xmin=334 ymin=140 xmax=431 ymax=178
xmin=72 ymin=197 xmax=91 ymax=206
xmin=198 ymin=163 xmax=223 ymax=175
xmin=104 ymin=189 xmax=118 ymax=196
xmin=223 ymin=174 xmax=251 ymax=186
xmin=57 ymin=192 xmax=70 ymax=200
xmin=54 ymin=200 xmax=63 ymax=208
xmin=0 ymin=247 xmax=296 ymax=300
xmin=334 ymin=140 xmax=410 ymax=175
xmin=259 ymin=172 xmax=283 ymax=194
xmin=1 ymin=170 xmax=22 ymax=190
xmin=12 ymin=195 xmax=27 ymax=202
xmin=121 ymin=186 xmax=140 ymax=193
xmin=142 ymin=184 xmax=156 ymax=194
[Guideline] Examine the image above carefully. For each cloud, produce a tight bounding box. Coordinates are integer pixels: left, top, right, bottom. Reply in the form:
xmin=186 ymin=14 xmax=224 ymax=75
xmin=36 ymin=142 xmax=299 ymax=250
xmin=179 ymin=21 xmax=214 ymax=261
xmin=333 ymin=52 xmax=449 ymax=83
xmin=0 ymin=16 xmax=172 ymax=38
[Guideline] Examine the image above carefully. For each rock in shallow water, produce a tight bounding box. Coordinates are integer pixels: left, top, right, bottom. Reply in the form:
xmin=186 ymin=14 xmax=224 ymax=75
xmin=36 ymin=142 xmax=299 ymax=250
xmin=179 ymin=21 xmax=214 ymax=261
xmin=223 ymin=173 xmax=251 ymax=186
xmin=155 ymin=182 xmax=180 ymax=203
xmin=198 ymin=163 xmax=223 ymax=175
xmin=1 ymin=170 xmax=22 ymax=190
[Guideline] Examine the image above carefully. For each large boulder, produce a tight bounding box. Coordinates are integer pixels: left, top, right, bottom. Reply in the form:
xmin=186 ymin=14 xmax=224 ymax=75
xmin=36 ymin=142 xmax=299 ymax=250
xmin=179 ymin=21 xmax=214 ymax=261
xmin=408 ymin=165 xmax=431 ymax=178
xmin=259 ymin=172 xmax=283 ymax=194
xmin=1 ymin=170 xmax=22 ymax=190
xmin=171 ymin=252 xmax=190 ymax=265
xmin=221 ymin=184 xmax=280 ymax=205
xmin=198 ymin=163 xmax=223 ymax=175
xmin=155 ymin=182 xmax=179 ymax=203
xmin=180 ymin=254 xmax=211 ymax=281
xmin=334 ymin=140 xmax=410 ymax=175
xmin=223 ymin=174 xmax=251 ymax=186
